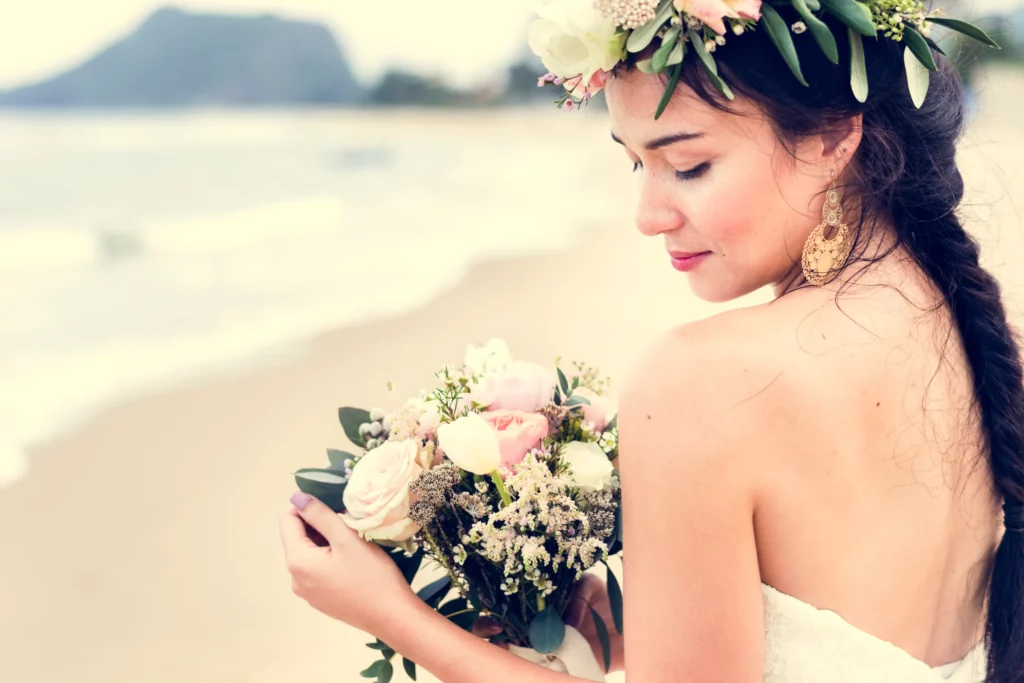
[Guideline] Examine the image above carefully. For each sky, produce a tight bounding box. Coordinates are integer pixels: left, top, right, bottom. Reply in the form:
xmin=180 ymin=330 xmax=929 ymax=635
xmin=0 ymin=0 xmax=1019 ymax=90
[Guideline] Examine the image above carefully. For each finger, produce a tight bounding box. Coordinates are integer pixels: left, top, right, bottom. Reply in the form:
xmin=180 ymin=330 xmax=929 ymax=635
xmin=290 ymin=491 xmax=355 ymax=547
xmin=279 ymin=506 xmax=319 ymax=561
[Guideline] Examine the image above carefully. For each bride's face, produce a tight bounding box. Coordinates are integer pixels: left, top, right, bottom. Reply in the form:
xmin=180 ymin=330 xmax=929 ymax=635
xmin=605 ymin=69 xmax=829 ymax=303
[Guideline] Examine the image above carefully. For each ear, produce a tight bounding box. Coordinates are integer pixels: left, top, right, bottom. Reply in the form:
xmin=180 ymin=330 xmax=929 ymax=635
xmin=816 ymin=114 xmax=863 ymax=179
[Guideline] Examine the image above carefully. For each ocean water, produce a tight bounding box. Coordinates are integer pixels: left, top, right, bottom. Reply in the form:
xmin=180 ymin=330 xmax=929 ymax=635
xmin=0 ymin=107 xmax=625 ymax=487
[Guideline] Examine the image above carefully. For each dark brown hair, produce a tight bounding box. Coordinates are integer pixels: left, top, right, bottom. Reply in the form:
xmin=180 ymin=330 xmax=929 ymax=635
xmin=647 ymin=15 xmax=1023 ymax=682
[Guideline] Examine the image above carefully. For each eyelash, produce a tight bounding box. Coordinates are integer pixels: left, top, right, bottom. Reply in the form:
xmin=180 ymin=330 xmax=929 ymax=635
xmin=632 ymin=161 xmax=711 ymax=182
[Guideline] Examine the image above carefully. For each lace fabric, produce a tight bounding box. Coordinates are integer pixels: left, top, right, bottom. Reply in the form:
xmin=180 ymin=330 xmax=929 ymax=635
xmin=762 ymin=583 xmax=988 ymax=683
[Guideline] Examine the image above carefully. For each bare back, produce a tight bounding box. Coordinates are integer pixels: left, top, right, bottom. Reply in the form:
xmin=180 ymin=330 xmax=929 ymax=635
xmin=726 ymin=261 xmax=1002 ymax=667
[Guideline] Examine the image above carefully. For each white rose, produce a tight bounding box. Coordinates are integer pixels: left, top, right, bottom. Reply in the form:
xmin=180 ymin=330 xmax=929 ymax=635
xmin=464 ymin=338 xmax=513 ymax=378
xmin=573 ymin=387 xmax=617 ymax=433
xmin=527 ymin=0 xmax=625 ymax=82
xmin=341 ymin=439 xmax=421 ymax=542
xmin=562 ymin=441 xmax=615 ymax=492
xmin=473 ymin=361 xmax=555 ymax=413
xmin=437 ymin=412 xmax=502 ymax=475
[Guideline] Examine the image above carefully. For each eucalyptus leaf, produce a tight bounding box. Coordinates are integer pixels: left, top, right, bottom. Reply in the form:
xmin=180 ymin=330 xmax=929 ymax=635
xmin=360 ymin=661 xmax=383 ymax=679
xmin=905 ymin=46 xmax=930 ymax=109
xmin=439 ymin=598 xmax=469 ymax=616
xmin=820 ymin=0 xmax=877 ymax=37
xmin=903 ymin=27 xmax=938 ymax=72
xmin=377 ymin=659 xmax=394 ymax=683
xmin=557 ymin=368 xmax=569 ymax=394
xmin=293 ymin=468 xmax=347 ymax=512
xmin=605 ymin=561 xmax=624 ymax=634
xmin=402 ymin=658 xmax=417 ymax=681
xmin=654 ymin=61 xmax=683 ymax=120
xmin=627 ymin=0 xmax=674 ymax=53
xmin=367 ymin=640 xmax=392 ymax=651
xmin=760 ymin=5 xmax=809 ymax=87
xmin=652 ymin=27 xmax=680 ymax=73
xmin=339 ymin=407 xmax=371 ymax=448
xmin=417 ymin=576 xmax=451 ymax=609
xmin=571 ymin=376 xmax=580 ymax=390
xmin=565 ymin=395 xmax=592 ymax=407
xmin=848 ymin=28 xmax=868 ymax=103
xmin=326 ymin=448 xmax=356 ymax=470
xmin=666 ymin=39 xmax=686 ymax=67
xmin=688 ymin=29 xmax=718 ymax=76
xmin=792 ymin=0 xmax=839 ymax=64
xmin=589 ymin=606 xmax=613 ymax=672
xmin=529 ymin=608 xmax=566 ymax=654
xmin=381 ymin=648 xmax=396 ymax=661
xmin=925 ymin=17 xmax=999 ymax=48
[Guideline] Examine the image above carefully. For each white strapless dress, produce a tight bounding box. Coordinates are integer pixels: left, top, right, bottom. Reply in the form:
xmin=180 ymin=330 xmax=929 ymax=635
xmin=762 ymin=583 xmax=988 ymax=682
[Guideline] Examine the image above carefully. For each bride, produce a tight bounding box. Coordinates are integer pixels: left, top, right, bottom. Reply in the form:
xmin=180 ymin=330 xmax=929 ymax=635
xmin=279 ymin=1 xmax=1022 ymax=681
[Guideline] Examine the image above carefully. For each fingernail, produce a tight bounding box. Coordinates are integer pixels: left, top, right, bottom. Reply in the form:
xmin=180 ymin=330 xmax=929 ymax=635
xmin=290 ymin=491 xmax=312 ymax=510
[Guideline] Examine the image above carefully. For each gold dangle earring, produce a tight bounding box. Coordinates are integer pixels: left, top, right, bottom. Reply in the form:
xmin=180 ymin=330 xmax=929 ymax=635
xmin=801 ymin=171 xmax=852 ymax=287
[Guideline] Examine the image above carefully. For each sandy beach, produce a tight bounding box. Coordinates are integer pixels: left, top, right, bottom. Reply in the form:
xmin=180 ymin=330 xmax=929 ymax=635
xmin=2 ymin=67 xmax=1023 ymax=683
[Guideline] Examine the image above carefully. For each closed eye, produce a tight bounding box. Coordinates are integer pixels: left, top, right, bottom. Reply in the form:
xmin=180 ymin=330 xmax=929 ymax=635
xmin=677 ymin=162 xmax=711 ymax=182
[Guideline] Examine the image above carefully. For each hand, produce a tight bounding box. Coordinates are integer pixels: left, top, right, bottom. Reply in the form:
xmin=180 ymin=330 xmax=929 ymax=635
xmin=564 ymin=572 xmax=625 ymax=673
xmin=279 ymin=492 xmax=416 ymax=636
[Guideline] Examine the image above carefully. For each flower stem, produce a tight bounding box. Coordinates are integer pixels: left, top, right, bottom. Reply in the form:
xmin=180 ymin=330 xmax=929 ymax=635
xmin=490 ymin=470 xmax=512 ymax=507
xmin=537 ymin=593 xmax=546 ymax=612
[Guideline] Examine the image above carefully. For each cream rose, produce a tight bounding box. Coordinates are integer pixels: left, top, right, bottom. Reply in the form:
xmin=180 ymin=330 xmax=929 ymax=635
xmin=562 ymin=441 xmax=615 ymax=492
xmin=474 ymin=361 xmax=555 ymax=413
xmin=527 ymin=0 xmax=625 ymax=84
xmin=481 ymin=410 xmax=551 ymax=469
xmin=341 ymin=439 xmax=421 ymax=542
xmin=437 ymin=412 xmax=503 ymax=475
xmin=464 ymin=338 xmax=513 ymax=378
xmin=674 ymin=0 xmax=762 ymax=35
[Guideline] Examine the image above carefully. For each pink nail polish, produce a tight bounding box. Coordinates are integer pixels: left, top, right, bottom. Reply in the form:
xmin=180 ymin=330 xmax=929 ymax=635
xmin=290 ymin=491 xmax=312 ymax=510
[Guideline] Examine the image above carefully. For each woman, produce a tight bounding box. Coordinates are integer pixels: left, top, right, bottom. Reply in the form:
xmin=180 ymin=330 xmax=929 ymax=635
xmin=279 ymin=3 xmax=1023 ymax=681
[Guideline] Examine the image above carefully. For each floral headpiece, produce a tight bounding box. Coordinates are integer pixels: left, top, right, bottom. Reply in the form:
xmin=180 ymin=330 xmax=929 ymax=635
xmin=528 ymin=0 xmax=999 ymax=118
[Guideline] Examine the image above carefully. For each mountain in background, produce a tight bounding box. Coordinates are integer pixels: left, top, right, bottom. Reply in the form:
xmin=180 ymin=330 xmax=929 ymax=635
xmin=0 ymin=7 xmax=362 ymax=107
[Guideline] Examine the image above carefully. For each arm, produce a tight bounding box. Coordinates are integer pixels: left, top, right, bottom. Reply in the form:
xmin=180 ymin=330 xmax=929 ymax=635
xmin=281 ymin=327 xmax=769 ymax=683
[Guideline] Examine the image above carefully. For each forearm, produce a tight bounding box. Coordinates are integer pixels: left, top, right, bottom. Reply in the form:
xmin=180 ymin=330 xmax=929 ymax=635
xmin=388 ymin=597 xmax=592 ymax=683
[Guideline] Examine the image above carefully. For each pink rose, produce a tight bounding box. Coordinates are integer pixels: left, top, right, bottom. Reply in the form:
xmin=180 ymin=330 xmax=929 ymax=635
xmin=481 ymin=410 xmax=550 ymax=469
xmin=341 ymin=440 xmax=422 ymax=542
xmin=674 ymin=0 xmax=761 ymax=35
xmin=573 ymin=387 xmax=617 ymax=433
xmin=474 ymin=361 xmax=555 ymax=413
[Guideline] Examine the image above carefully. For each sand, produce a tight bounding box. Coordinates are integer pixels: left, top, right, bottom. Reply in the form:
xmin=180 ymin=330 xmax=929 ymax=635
xmin=2 ymin=66 xmax=1022 ymax=683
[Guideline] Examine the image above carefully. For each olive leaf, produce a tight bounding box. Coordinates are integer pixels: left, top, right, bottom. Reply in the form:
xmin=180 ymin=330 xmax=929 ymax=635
xmin=903 ymin=27 xmax=938 ymax=72
xmin=905 ymin=46 xmax=931 ymax=109
xmin=925 ymin=17 xmax=999 ymax=49
xmin=654 ymin=61 xmax=683 ymax=120
xmin=761 ymin=4 xmax=809 ymax=87
xmin=793 ymin=0 xmax=839 ymax=64
xmin=652 ymin=27 xmax=680 ymax=73
xmin=820 ymin=0 xmax=877 ymax=38
xmin=849 ymin=28 xmax=869 ymax=103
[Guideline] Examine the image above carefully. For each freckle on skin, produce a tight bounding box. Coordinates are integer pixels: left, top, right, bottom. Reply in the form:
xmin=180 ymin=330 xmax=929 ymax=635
xmin=876 ymin=402 xmax=881 ymax=407
xmin=646 ymin=414 xmax=652 ymax=420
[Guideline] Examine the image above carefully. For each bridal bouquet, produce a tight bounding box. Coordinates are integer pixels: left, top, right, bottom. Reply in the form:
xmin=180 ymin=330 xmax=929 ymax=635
xmin=293 ymin=339 xmax=623 ymax=682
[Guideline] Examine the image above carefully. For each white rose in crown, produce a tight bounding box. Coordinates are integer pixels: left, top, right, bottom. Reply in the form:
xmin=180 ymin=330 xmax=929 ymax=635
xmin=341 ymin=439 xmax=422 ymax=542
xmin=463 ymin=338 xmax=513 ymax=378
xmin=527 ymin=0 xmax=625 ymax=85
xmin=562 ymin=441 xmax=615 ymax=492
xmin=437 ymin=412 xmax=503 ymax=475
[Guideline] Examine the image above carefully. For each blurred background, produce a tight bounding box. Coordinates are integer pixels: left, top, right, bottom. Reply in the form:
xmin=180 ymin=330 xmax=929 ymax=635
xmin=0 ymin=1 xmax=1021 ymax=682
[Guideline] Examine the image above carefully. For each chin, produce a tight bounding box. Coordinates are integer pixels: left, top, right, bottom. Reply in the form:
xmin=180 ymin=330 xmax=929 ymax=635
xmin=686 ymin=273 xmax=755 ymax=304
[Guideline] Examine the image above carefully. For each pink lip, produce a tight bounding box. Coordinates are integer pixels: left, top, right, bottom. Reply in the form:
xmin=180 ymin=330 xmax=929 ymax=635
xmin=668 ymin=251 xmax=711 ymax=272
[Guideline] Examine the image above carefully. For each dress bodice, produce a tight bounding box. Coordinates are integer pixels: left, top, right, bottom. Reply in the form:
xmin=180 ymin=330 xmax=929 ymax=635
xmin=762 ymin=583 xmax=987 ymax=682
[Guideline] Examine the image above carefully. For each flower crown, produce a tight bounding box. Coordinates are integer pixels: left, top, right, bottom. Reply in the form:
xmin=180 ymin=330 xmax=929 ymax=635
xmin=528 ymin=0 xmax=999 ymax=119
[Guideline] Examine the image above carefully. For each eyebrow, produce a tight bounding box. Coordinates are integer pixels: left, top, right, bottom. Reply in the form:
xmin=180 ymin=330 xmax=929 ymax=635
xmin=610 ymin=131 xmax=705 ymax=150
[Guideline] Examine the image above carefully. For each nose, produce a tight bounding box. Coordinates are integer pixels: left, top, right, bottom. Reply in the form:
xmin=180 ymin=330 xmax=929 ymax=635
xmin=635 ymin=176 xmax=684 ymax=237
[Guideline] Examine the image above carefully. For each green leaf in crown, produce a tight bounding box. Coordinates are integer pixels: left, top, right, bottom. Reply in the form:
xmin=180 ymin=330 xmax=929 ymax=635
xmin=528 ymin=0 xmax=999 ymax=118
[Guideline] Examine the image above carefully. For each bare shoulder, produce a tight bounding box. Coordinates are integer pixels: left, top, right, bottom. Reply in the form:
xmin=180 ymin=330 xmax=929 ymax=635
xmin=618 ymin=288 xmax=902 ymax=471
